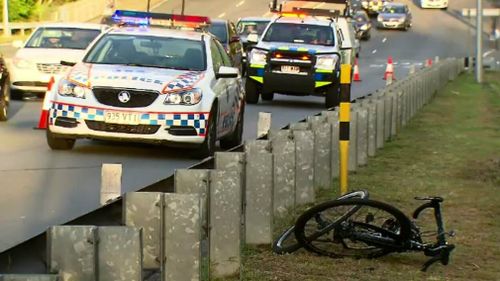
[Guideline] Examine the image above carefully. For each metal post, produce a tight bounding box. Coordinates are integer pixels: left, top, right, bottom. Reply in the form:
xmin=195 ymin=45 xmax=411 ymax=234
xmin=147 ymin=0 xmax=151 ymax=12
xmin=476 ymin=0 xmax=483 ymax=83
xmin=2 ymin=0 xmax=11 ymax=37
xmin=181 ymin=0 xmax=186 ymax=15
xmin=339 ymin=64 xmax=352 ymax=195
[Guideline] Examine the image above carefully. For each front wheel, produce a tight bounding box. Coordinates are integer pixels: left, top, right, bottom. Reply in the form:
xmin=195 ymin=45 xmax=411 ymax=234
xmin=261 ymin=91 xmax=274 ymax=101
xmin=245 ymin=79 xmax=260 ymax=104
xmin=294 ymin=198 xmax=412 ymax=259
xmin=194 ymin=106 xmax=218 ymax=158
xmin=46 ymin=129 xmax=76 ymax=150
xmin=325 ymin=82 xmax=340 ymax=108
xmin=220 ymin=104 xmax=244 ymax=150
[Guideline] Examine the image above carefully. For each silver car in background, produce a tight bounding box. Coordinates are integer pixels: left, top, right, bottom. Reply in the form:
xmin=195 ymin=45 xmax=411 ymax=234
xmin=376 ymin=3 xmax=412 ymax=31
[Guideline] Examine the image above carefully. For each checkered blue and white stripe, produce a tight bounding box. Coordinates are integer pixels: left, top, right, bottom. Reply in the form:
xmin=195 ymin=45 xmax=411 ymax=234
xmin=49 ymin=103 xmax=209 ymax=136
xmin=163 ymin=71 xmax=204 ymax=93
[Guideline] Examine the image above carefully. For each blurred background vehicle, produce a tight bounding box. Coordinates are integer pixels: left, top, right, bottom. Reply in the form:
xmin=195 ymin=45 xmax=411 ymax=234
xmin=208 ymin=19 xmax=245 ymax=73
xmin=352 ymin=9 xmax=372 ymax=40
xmin=236 ymin=17 xmax=271 ymax=51
xmin=8 ymin=23 xmax=108 ymax=100
xmin=0 ymin=56 xmax=10 ymax=121
xmin=420 ymin=0 xmax=448 ymax=10
xmin=376 ymin=3 xmax=412 ymax=31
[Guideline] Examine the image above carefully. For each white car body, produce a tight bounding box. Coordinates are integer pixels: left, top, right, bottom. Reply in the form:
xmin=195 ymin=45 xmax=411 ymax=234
xmin=9 ymin=23 xmax=108 ymax=94
xmin=47 ymin=27 xmax=244 ymax=152
xmin=420 ymin=0 xmax=448 ymax=9
xmin=336 ymin=17 xmax=361 ymax=65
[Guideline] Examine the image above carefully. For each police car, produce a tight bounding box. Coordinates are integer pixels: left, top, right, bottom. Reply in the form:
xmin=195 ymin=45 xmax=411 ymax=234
xmin=46 ymin=11 xmax=245 ymax=158
xmin=245 ymin=0 xmax=347 ymax=108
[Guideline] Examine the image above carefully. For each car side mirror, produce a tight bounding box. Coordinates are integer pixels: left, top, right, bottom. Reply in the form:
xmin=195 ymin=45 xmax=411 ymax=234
xmin=12 ymin=40 xmax=24 ymax=48
xmin=216 ymin=66 xmax=239 ymax=79
xmin=60 ymin=60 xmax=77 ymax=67
xmin=247 ymin=33 xmax=259 ymax=44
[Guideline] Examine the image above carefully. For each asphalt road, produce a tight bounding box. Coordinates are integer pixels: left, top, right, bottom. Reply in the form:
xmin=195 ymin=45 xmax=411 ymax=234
xmin=0 ymin=0 xmax=483 ymax=253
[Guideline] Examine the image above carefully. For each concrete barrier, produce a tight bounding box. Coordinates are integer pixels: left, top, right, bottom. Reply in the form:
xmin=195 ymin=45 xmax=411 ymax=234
xmin=322 ymin=110 xmax=340 ymax=179
xmin=293 ymin=130 xmax=315 ymax=205
xmin=98 ymin=227 xmax=142 ymax=281
xmin=47 ymin=226 xmax=98 ymax=281
xmin=0 ymin=275 xmax=59 ymax=281
xmin=270 ymin=130 xmax=296 ymax=217
xmin=100 ymin=163 xmax=122 ymax=205
xmin=308 ymin=116 xmax=332 ymax=187
xmin=356 ymin=105 xmax=369 ymax=166
xmin=163 ymin=194 xmax=202 ymax=281
xmin=123 ymin=192 xmax=163 ymax=270
xmin=245 ymin=152 xmax=273 ymax=245
xmin=210 ymin=170 xmax=242 ymax=278
xmin=348 ymin=108 xmax=358 ymax=172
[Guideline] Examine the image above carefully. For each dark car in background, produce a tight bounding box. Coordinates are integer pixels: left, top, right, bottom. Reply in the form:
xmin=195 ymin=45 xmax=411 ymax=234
xmin=352 ymin=10 xmax=372 ymax=40
xmin=0 ymin=56 xmax=10 ymax=121
xmin=208 ymin=19 xmax=244 ymax=73
xmin=376 ymin=3 xmax=412 ymax=31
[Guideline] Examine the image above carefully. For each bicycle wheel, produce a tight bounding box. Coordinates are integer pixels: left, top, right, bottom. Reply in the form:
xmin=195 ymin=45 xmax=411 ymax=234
xmin=272 ymin=190 xmax=370 ymax=255
xmin=294 ymin=198 xmax=412 ymax=259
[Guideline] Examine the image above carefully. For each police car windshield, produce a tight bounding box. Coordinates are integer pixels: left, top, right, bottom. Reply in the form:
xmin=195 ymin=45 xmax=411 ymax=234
xmin=237 ymin=20 xmax=270 ymax=36
xmin=25 ymin=27 xmax=101 ymax=49
xmin=83 ymin=34 xmax=206 ymax=71
xmin=262 ymin=23 xmax=334 ymax=46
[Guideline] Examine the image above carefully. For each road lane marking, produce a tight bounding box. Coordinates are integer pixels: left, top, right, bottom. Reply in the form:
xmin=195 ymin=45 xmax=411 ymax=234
xmin=236 ymin=0 xmax=245 ymax=7
xmin=372 ymin=49 xmax=377 ymax=54
xmin=218 ymin=12 xmax=226 ymax=18
xmin=382 ymin=37 xmax=387 ymax=43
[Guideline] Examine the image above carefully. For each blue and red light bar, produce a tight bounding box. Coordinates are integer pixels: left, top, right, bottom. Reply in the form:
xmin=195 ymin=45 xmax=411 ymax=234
xmin=112 ymin=10 xmax=211 ymax=27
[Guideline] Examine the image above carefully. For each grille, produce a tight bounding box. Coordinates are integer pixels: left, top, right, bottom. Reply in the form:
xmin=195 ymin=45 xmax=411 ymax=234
xmin=269 ymin=50 xmax=313 ymax=73
xmin=93 ymin=88 xmax=160 ymax=108
xmin=37 ymin=63 xmax=66 ymax=75
xmin=85 ymin=120 xmax=160 ymax=135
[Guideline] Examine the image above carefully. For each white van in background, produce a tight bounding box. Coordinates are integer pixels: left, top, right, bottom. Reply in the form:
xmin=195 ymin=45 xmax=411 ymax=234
xmin=420 ymin=0 xmax=448 ymax=10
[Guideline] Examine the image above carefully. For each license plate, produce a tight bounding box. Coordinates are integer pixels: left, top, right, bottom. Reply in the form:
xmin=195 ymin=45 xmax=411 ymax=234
xmin=281 ymin=65 xmax=300 ymax=74
xmin=104 ymin=111 xmax=141 ymax=125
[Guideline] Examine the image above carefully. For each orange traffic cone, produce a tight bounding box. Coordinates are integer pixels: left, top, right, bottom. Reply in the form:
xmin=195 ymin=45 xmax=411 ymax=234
xmin=353 ymin=58 xmax=361 ymax=82
xmin=383 ymin=56 xmax=395 ymax=80
xmin=35 ymin=76 xmax=55 ymax=130
xmin=425 ymin=58 xmax=433 ymax=68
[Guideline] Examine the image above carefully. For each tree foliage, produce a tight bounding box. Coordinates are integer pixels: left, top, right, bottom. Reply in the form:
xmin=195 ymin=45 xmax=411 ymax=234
xmin=1 ymin=0 xmax=78 ymax=22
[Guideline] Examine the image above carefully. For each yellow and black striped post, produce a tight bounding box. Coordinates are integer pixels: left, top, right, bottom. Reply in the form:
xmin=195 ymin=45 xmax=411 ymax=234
xmin=339 ymin=64 xmax=352 ymax=195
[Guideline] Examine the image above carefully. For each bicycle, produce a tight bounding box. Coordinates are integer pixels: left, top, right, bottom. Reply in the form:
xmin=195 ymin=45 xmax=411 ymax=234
xmin=293 ymin=195 xmax=455 ymax=271
xmin=272 ymin=190 xmax=370 ymax=255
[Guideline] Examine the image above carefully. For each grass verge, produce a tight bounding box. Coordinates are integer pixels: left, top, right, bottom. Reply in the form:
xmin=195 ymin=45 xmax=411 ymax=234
xmin=220 ymin=72 xmax=500 ymax=281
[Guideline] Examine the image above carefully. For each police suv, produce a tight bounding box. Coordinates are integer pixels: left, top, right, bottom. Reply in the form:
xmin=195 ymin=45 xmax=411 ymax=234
xmin=46 ymin=11 xmax=245 ymax=158
xmin=245 ymin=1 xmax=350 ymax=108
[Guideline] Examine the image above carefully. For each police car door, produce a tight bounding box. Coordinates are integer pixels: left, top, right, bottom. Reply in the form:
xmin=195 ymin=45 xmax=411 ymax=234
xmin=210 ymin=39 xmax=233 ymax=137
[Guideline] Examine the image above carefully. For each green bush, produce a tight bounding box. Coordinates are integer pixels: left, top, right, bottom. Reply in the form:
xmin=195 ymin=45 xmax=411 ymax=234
xmin=1 ymin=0 xmax=78 ymax=22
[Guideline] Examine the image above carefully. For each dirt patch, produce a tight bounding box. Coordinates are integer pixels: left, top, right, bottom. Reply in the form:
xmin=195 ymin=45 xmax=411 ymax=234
xmin=458 ymin=158 xmax=500 ymax=186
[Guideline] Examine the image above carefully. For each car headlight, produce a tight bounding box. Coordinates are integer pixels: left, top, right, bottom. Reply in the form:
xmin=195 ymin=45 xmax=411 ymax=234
xmin=164 ymin=88 xmax=202 ymax=105
xmin=315 ymin=54 xmax=339 ymax=71
xmin=58 ymin=79 xmax=91 ymax=99
xmin=12 ymin=57 xmax=34 ymax=69
xmin=398 ymin=17 xmax=406 ymax=23
xmin=250 ymin=49 xmax=268 ymax=65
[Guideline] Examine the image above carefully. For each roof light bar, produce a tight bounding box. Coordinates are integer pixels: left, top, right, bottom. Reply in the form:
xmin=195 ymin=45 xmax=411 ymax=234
xmin=112 ymin=10 xmax=211 ymax=28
